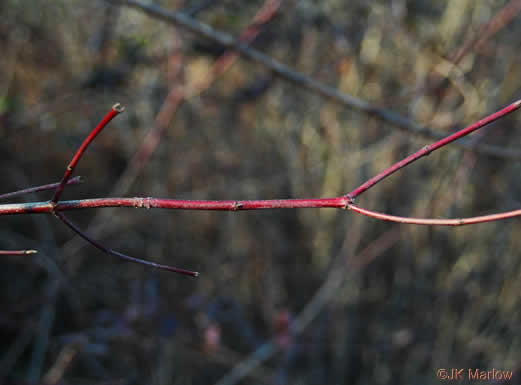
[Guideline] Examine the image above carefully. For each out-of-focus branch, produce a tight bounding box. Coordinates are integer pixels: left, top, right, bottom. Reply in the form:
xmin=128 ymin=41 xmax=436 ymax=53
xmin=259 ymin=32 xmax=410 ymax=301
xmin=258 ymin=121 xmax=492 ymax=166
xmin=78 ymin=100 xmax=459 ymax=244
xmin=450 ymin=0 xmax=521 ymax=67
xmin=107 ymin=0 xmax=280 ymax=196
xmin=108 ymin=0 xmax=521 ymax=160
xmin=393 ymin=0 xmax=521 ymax=107
xmin=215 ymin=228 xmax=400 ymax=385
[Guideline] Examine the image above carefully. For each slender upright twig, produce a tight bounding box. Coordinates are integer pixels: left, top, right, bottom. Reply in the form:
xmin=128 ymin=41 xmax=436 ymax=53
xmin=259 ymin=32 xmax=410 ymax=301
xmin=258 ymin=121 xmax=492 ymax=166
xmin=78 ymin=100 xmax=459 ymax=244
xmin=51 ymin=104 xmax=124 ymax=204
xmin=346 ymin=99 xmax=521 ymax=201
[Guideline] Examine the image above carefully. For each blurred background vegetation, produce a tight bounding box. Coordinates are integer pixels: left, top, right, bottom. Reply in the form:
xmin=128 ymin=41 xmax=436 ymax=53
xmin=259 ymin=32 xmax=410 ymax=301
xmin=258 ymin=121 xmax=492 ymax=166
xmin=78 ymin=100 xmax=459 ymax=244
xmin=1 ymin=0 xmax=521 ymax=384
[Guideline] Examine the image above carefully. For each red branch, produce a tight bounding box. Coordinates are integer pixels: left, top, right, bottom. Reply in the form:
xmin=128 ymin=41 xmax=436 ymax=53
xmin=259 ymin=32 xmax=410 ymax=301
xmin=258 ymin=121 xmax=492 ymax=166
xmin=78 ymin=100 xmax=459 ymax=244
xmin=0 ymin=197 xmax=347 ymax=215
xmin=347 ymin=99 xmax=521 ymax=201
xmin=1 ymin=100 xmax=520 ymax=274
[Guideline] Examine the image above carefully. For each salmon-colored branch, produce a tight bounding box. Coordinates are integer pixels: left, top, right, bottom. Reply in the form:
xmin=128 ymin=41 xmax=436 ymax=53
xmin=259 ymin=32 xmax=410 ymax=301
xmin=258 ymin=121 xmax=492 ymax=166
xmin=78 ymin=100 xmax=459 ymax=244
xmin=346 ymin=204 xmax=521 ymax=226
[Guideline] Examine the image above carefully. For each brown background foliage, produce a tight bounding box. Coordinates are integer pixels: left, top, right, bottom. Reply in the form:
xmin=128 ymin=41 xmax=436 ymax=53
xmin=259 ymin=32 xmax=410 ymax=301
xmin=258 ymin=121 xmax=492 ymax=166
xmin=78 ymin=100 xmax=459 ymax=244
xmin=1 ymin=0 xmax=521 ymax=384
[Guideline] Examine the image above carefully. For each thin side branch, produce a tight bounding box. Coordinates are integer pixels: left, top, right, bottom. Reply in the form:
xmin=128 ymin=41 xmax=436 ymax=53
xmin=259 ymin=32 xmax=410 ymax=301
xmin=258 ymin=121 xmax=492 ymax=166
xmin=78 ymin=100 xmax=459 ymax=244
xmin=51 ymin=104 xmax=124 ymax=204
xmin=110 ymin=0 xmax=521 ymax=159
xmin=347 ymin=99 xmax=521 ymax=200
xmin=54 ymin=212 xmax=198 ymax=277
xmin=0 ymin=176 xmax=83 ymax=201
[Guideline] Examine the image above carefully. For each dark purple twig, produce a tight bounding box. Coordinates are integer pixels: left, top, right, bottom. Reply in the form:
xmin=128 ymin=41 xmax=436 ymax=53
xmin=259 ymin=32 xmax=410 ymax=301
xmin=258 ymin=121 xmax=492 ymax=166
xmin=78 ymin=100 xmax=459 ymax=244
xmin=54 ymin=211 xmax=199 ymax=277
xmin=0 ymin=176 xmax=83 ymax=201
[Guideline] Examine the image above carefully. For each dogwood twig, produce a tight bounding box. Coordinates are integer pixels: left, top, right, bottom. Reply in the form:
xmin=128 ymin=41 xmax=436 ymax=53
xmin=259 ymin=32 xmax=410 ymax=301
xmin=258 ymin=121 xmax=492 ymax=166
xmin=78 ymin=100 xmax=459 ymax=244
xmin=346 ymin=204 xmax=521 ymax=226
xmin=347 ymin=99 xmax=521 ymax=201
xmin=55 ymin=211 xmax=199 ymax=276
xmin=52 ymin=0 xmax=280 ymax=275
xmin=46 ymin=103 xmax=198 ymax=276
xmin=1 ymin=100 xmax=520 ymax=274
xmin=51 ymin=104 xmax=124 ymax=204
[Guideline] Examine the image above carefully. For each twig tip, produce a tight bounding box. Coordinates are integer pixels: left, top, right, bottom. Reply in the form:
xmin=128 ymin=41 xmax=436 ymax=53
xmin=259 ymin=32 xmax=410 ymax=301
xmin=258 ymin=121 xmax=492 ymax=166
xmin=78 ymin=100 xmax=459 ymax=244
xmin=25 ymin=250 xmax=38 ymax=254
xmin=112 ymin=103 xmax=125 ymax=113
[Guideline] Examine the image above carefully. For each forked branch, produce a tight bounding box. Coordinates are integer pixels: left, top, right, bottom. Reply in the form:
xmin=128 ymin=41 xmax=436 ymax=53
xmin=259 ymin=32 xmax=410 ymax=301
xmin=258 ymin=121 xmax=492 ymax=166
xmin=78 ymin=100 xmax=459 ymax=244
xmin=45 ymin=104 xmax=198 ymax=277
xmin=1 ymin=100 xmax=520 ymax=274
